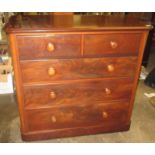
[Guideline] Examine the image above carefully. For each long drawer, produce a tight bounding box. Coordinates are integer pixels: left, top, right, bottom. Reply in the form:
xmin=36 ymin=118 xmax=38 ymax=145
xmin=23 ymin=78 xmax=133 ymax=109
xmin=25 ymin=101 xmax=129 ymax=132
xmin=20 ymin=57 xmax=137 ymax=83
xmin=83 ymin=33 xmax=141 ymax=56
xmin=16 ymin=34 xmax=81 ymax=60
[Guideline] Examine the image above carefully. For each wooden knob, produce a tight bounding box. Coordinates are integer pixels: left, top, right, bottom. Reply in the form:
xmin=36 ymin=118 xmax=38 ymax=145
xmin=110 ymin=41 xmax=118 ymax=49
xmin=50 ymin=91 xmax=56 ymax=99
xmin=51 ymin=116 xmax=57 ymax=123
xmin=48 ymin=67 xmax=56 ymax=76
xmin=47 ymin=43 xmax=55 ymax=52
xmin=105 ymin=88 xmax=111 ymax=95
xmin=102 ymin=111 xmax=108 ymax=118
xmin=107 ymin=64 xmax=114 ymax=72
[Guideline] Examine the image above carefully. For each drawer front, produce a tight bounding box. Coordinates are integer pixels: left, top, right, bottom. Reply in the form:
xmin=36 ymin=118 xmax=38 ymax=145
xmin=83 ymin=33 xmax=141 ymax=56
xmin=20 ymin=57 xmax=137 ymax=83
xmin=24 ymin=78 xmax=133 ymax=109
xmin=16 ymin=34 xmax=81 ymax=59
xmin=25 ymin=101 xmax=129 ymax=131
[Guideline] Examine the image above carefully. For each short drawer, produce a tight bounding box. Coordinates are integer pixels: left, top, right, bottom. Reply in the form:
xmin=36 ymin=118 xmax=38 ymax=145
xmin=83 ymin=33 xmax=141 ymax=56
xmin=23 ymin=78 xmax=133 ymax=109
xmin=16 ymin=34 xmax=81 ymax=59
xmin=25 ymin=101 xmax=129 ymax=132
xmin=20 ymin=57 xmax=137 ymax=83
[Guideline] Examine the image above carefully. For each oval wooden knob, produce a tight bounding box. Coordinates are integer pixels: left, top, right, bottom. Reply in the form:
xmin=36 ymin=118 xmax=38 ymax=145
xmin=50 ymin=91 xmax=56 ymax=99
xmin=48 ymin=67 xmax=56 ymax=76
xmin=105 ymin=88 xmax=111 ymax=95
xmin=47 ymin=42 xmax=55 ymax=52
xmin=51 ymin=116 xmax=57 ymax=123
xmin=110 ymin=41 xmax=118 ymax=49
xmin=102 ymin=111 xmax=108 ymax=118
xmin=107 ymin=64 xmax=114 ymax=72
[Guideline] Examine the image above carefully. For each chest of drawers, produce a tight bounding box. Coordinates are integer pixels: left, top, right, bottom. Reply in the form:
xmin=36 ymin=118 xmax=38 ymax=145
xmin=5 ymin=15 xmax=152 ymax=141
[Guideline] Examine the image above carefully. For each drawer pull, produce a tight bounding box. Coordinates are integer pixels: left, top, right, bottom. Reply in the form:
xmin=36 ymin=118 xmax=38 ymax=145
xmin=48 ymin=67 xmax=56 ymax=76
xmin=102 ymin=111 xmax=108 ymax=118
xmin=47 ymin=43 xmax=55 ymax=52
xmin=107 ymin=64 xmax=114 ymax=72
xmin=105 ymin=88 xmax=111 ymax=95
xmin=110 ymin=41 xmax=118 ymax=49
xmin=51 ymin=116 xmax=57 ymax=123
xmin=50 ymin=91 xmax=56 ymax=99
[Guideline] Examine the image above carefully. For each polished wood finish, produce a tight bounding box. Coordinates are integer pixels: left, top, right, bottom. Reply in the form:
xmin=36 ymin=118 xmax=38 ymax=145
xmin=20 ymin=57 xmax=137 ymax=83
xmin=48 ymin=67 xmax=56 ymax=76
xmin=23 ymin=78 xmax=133 ymax=109
xmin=5 ymin=15 xmax=152 ymax=33
xmin=83 ymin=33 xmax=141 ymax=56
xmin=47 ymin=42 xmax=55 ymax=52
xmin=25 ymin=101 xmax=129 ymax=132
xmin=5 ymin=15 xmax=151 ymax=141
xmin=22 ymin=121 xmax=130 ymax=141
xmin=16 ymin=34 xmax=81 ymax=59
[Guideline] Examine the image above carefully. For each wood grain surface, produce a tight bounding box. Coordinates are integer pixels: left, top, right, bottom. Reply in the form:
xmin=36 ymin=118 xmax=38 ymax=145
xmin=17 ymin=34 xmax=81 ymax=59
xmin=20 ymin=57 xmax=137 ymax=83
xmin=23 ymin=78 xmax=133 ymax=109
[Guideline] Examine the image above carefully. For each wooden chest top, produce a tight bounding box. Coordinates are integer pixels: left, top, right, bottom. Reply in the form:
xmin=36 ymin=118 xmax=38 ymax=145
xmin=5 ymin=15 xmax=152 ymax=33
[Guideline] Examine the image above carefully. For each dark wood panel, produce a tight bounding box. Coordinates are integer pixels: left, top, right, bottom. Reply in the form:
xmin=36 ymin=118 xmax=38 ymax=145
xmin=16 ymin=34 xmax=81 ymax=59
xmin=23 ymin=78 xmax=133 ymax=109
xmin=84 ymin=33 xmax=141 ymax=56
xmin=20 ymin=57 xmax=137 ymax=83
xmin=25 ymin=101 xmax=129 ymax=132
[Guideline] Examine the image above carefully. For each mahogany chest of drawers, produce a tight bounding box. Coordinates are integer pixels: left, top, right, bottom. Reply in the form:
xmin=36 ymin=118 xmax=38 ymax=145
xmin=5 ymin=15 xmax=152 ymax=141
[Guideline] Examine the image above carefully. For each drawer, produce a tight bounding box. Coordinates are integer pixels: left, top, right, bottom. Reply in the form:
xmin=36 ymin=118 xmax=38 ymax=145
xmin=20 ymin=57 xmax=137 ymax=83
xmin=83 ymin=33 xmax=141 ymax=56
xmin=25 ymin=101 xmax=129 ymax=131
xmin=23 ymin=78 xmax=133 ymax=109
xmin=16 ymin=34 xmax=81 ymax=59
